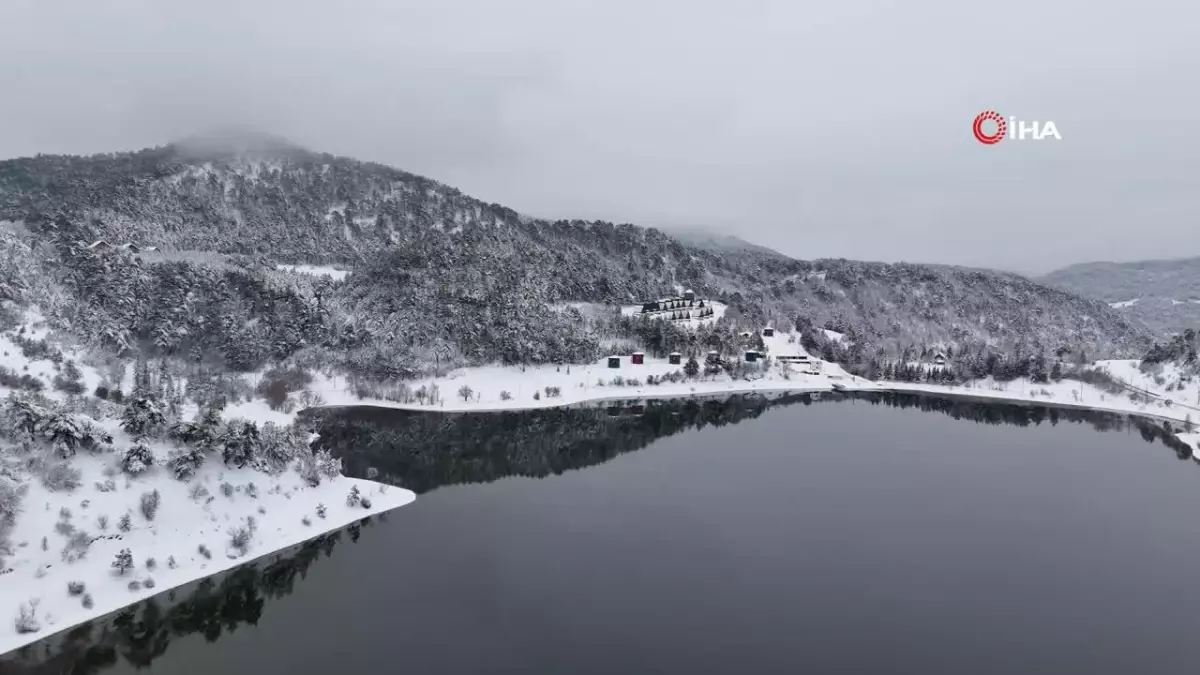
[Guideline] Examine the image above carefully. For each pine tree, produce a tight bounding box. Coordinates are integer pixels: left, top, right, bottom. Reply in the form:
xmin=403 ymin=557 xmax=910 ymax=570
xmin=121 ymin=443 xmax=155 ymax=475
xmin=220 ymin=421 xmax=260 ymax=468
xmin=169 ymin=446 xmax=205 ymax=481
xmin=684 ymin=356 xmax=700 ymax=378
xmin=112 ymin=548 xmax=134 ymax=575
xmin=120 ymin=397 xmax=166 ymax=439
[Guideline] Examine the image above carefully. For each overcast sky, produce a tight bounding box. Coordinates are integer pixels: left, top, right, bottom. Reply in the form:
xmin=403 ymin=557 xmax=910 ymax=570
xmin=1 ymin=0 xmax=1196 ymax=274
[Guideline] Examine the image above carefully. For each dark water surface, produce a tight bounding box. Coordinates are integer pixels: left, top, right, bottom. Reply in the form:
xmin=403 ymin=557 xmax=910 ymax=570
xmin=6 ymin=393 xmax=1200 ymax=675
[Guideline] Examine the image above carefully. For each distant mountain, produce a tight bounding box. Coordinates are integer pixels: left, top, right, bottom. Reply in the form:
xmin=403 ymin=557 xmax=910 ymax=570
xmin=667 ymin=229 xmax=791 ymax=259
xmin=0 ymin=134 xmax=1152 ymax=379
xmin=1039 ymin=258 xmax=1200 ymax=336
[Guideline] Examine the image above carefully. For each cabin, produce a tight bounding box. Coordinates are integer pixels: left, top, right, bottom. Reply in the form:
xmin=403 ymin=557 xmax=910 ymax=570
xmin=744 ymin=350 xmax=762 ymax=363
xmin=762 ymin=327 xmax=775 ymax=337
xmin=777 ymin=354 xmax=811 ymax=364
xmin=740 ymin=331 xmax=752 ymax=339
xmin=933 ymin=352 xmax=947 ymax=366
xmin=668 ymin=352 xmax=682 ymax=365
xmin=631 ymin=352 xmax=645 ymax=365
xmin=641 ymin=301 xmax=660 ymax=313
xmin=86 ymin=240 xmax=112 ymax=252
xmin=683 ymin=289 xmax=695 ymax=302
xmin=706 ymin=350 xmax=720 ymax=364
xmin=608 ymin=356 xmax=621 ymax=369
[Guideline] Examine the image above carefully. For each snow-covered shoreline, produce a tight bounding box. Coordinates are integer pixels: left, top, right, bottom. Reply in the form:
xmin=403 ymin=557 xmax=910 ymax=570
xmin=1 ymin=310 xmax=415 ymax=656
xmin=304 ymin=354 xmax=1199 ymax=456
xmin=1 ymin=474 xmax=412 ymax=656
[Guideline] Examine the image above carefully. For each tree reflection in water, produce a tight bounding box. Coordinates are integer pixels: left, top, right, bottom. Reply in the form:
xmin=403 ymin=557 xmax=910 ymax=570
xmin=0 ymin=518 xmax=379 ymax=675
xmin=4 ymin=392 xmax=1193 ymax=672
xmin=305 ymin=392 xmax=1194 ymax=494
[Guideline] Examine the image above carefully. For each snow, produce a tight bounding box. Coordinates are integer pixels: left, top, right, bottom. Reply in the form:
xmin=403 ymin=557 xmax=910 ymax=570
xmin=822 ymin=329 xmax=847 ymax=344
xmin=620 ymin=300 xmax=727 ymax=327
xmin=1108 ymin=298 xmax=1140 ymax=308
xmin=0 ymin=455 xmax=412 ymax=655
xmin=0 ymin=310 xmax=414 ymax=653
xmin=275 ymin=265 xmax=350 ymax=282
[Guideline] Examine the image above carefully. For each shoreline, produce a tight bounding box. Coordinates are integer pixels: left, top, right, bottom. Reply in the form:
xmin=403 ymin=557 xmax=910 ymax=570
xmin=0 ymin=475 xmax=414 ymax=656
xmin=307 ymin=374 xmax=1200 ymax=454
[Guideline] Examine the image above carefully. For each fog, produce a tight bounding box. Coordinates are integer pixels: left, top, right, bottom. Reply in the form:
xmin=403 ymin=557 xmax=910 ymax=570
xmin=1 ymin=0 xmax=1196 ymax=274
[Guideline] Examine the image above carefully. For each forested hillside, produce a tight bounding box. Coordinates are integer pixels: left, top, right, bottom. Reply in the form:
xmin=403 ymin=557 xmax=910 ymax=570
xmin=0 ymin=134 xmax=1153 ymax=379
xmin=1040 ymin=258 xmax=1200 ymax=336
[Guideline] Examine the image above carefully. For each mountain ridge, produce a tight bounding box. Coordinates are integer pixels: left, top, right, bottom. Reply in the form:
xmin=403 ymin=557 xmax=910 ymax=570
xmin=1040 ymin=257 xmax=1200 ymax=336
xmin=0 ymin=137 xmax=1153 ymax=378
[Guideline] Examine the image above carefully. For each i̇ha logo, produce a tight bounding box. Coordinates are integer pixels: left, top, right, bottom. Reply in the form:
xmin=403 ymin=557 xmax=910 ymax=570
xmin=973 ymin=110 xmax=1061 ymax=144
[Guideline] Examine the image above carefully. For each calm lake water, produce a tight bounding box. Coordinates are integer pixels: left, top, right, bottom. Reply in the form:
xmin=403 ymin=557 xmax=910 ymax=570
xmin=6 ymin=393 xmax=1200 ymax=675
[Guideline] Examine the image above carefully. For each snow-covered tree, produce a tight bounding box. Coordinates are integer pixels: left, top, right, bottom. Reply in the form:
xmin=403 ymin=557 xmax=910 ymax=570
xmin=314 ymin=449 xmax=342 ymax=478
xmin=112 ymin=548 xmax=134 ymax=575
xmin=121 ymin=442 xmax=154 ymax=475
xmin=169 ymin=445 xmax=205 ymax=481
xmin=684 ymin=356 xmax=700 ymax=378
xmin=120 ymin=397 xmax=166 ymax=439
xmin=219 ymin=420 xmax=260 ymax=468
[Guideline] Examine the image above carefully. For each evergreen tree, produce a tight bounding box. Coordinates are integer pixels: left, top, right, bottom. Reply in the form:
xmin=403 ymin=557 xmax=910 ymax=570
xmin=120 ymin=397 xmax=166 ymax=439
xmin=684 ymin=356 xmax=700 ymax=378
xmin=220 ymin=421 xmax=260 ymax=468
xmin=1050 ymin=361 xmax=1063 ymax=381
xmin=112 ymin=548 xmax=134 ymax=575
xmin=121 ymin=442 xmax=155 ymax=475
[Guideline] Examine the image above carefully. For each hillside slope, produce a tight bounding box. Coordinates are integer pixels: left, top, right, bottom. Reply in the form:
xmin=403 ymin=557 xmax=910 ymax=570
xmin=0 ymin=134 xmax=1152 ymax=377
xmin=1040 ymin=258 xmax=1200 ymax=336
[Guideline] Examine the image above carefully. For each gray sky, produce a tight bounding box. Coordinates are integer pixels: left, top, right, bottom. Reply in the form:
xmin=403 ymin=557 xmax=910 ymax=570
xmin=1 ymin=0 xmax=1196 ymax=275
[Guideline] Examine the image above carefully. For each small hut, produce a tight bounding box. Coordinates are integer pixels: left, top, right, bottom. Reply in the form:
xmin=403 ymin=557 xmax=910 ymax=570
xmin=607 ymin=356 xmax=621 ymax=369
xmin=762 ymin=327 xmax=775 ymax=337
xmin=745 ymin=351 xmax=761 ymax=363
xmin=631 ymin=352 xmax=645 ymax=365
xmin=933 ymin=352 xmax=947 ymax=366
xmin=706 ymin=350 xmax=720 ymax=364
xmin=668 ymin=352 xmax=682 ymax=365
xmin=683 ymin=289 xmax=696 ymax=302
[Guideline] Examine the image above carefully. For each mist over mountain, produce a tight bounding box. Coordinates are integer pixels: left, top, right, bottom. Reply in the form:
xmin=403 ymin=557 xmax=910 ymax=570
xmin=1040 ymin=258 xmax=1200 ymax=336
xmin=0 ymin=136 xmax=1152 ymax=379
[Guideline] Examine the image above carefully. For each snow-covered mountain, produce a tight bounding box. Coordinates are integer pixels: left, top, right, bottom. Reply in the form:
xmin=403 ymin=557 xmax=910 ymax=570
xmin=0 ymin=134 xmax=1151 ymax=379
xmin=1040 ymin=258 xmax=1200 ymax=336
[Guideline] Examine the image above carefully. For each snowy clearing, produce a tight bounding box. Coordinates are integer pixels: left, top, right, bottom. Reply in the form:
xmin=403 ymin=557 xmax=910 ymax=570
xmin=1108 ymin=298 xmax=1140 ymax=308
xmin=275 ymin=264 xmax=350 ymax=281
xmin=620 ymin=300 xmax=727 ymax=327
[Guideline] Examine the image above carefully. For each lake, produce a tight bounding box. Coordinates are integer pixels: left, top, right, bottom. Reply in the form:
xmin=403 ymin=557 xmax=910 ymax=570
xmin=5 ymin=393 xmax=1200 ymax=674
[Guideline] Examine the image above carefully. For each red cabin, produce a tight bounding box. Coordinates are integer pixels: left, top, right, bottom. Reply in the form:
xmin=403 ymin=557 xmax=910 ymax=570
xmin=631 ymin=352 xmax=645 ymax=365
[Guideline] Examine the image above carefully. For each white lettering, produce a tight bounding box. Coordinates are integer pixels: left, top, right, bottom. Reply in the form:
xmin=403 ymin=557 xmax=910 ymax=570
xmin=1008 ymin=117 xmax=1016 ymax=139
xmin=1037 ymin=121 xmax=1062 ymax=140
xmin=1017 ymin=120 xmax=1039 ymax=140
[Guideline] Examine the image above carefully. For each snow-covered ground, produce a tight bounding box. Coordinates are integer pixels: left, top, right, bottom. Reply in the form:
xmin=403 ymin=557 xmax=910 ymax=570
xmin=1109 ymin=298 xmax=1140 ymax=308
xmin=822 ymin=329 xmax=847 ymax=344
xmin=275 ymin=264 xmax=350 ymax=281
xmin=295 ymin=329 xmax=866 ymax=414
xmin=0 ymin=460 xmax=409 ymax=655
xmin=0 ymin=309 xmax=413 ymax=654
